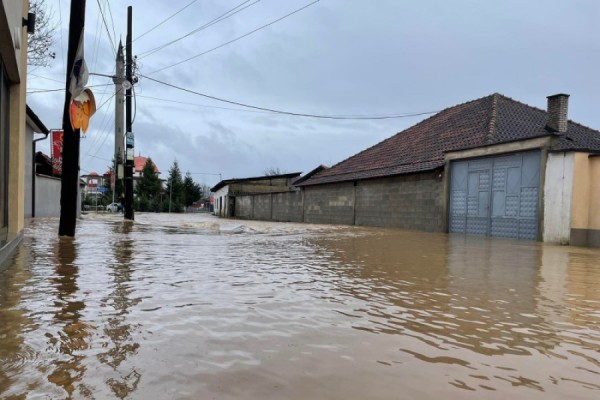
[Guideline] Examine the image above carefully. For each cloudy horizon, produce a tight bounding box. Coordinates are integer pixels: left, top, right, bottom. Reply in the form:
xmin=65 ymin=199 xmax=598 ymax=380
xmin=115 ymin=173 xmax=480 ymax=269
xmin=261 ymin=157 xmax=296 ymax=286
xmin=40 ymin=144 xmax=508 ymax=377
xmin=27 ymin=0 xmax=600 ymax=187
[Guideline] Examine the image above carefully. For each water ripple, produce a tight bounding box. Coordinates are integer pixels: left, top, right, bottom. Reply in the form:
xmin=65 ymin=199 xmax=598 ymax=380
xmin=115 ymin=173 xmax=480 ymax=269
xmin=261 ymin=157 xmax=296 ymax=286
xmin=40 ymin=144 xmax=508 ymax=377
xmin=0 ymin=214 xmax=599 ymax=399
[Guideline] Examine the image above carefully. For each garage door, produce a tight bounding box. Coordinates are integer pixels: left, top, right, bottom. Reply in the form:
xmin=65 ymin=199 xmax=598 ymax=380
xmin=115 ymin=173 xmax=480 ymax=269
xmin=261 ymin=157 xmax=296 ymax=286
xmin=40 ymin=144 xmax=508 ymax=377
xmin=449 ymin=151 xmax=540 ymax=240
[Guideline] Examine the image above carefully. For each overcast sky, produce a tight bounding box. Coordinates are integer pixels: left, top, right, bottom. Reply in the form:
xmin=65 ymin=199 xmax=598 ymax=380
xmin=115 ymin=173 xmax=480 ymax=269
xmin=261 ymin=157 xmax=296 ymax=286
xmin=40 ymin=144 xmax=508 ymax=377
xmin=27 ymin=0 xmax=600 ymax=187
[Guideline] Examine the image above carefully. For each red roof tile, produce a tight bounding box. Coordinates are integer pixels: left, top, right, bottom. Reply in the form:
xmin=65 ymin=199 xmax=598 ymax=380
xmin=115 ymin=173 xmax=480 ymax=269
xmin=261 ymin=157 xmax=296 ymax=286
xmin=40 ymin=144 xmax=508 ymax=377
xmin=134 ymin=155 xmax=160 ymax=174
xmin=298 ymin=93 xmax=600 ymax=186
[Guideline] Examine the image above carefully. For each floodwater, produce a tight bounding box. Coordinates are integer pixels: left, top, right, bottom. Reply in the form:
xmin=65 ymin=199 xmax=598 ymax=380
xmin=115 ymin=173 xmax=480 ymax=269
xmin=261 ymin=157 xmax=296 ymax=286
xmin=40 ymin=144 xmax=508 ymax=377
xmin=1 ymin=214 xmax=599 ymax=400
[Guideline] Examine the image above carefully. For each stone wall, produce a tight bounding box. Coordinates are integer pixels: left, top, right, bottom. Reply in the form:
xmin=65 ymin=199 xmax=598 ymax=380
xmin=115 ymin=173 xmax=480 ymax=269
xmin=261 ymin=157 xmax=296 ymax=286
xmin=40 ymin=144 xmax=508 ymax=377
xmin=232 ymin=172 xmax=445 ymax=232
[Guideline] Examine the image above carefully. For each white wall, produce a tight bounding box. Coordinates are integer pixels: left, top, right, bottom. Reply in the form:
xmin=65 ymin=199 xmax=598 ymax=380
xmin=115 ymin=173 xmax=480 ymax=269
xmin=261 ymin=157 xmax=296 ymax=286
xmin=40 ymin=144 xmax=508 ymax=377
xmin=24 ymin=124 xmax=33 ymax=218
xmin=543 ymin=152 xmax=574 ymax=244
xmin=35 ymin=175 xmax=61 ymax=217
xmin=213 ymin=186 xmax=229 ymax=217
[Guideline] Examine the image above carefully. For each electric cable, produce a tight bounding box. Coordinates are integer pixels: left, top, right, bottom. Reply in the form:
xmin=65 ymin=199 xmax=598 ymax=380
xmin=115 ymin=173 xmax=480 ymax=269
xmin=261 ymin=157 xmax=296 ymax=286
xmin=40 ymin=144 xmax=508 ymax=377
xmin=26 ymin=83 xmax=113 ymax=94
xmin=106 ymin=0 xmax=118 ymax=50
xmin=134 ymin=0 xmax=200 ymax=42
xmin=138 ymin=0 xmax=258 ymax=59
xmin=96 ymin=0 xmax=116 ymax=55
xmin=141 ymin=75 xmax=439 ymax=120
xmin=145 ymin=0 xmax=318 ymax=74
xmin=136 ymin=94 xmax=270 ymax=114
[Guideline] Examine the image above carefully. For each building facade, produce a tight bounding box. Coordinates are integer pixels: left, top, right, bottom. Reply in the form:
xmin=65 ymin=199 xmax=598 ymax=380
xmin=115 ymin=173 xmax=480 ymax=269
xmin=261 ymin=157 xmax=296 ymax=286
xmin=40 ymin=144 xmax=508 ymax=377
xmin=234 ymin=94 xmax=600 ymax=247
xmin=210 ymin=173 xmax=301 ymax=218
xmin=0 ymin=0 xmax=29 ymax=266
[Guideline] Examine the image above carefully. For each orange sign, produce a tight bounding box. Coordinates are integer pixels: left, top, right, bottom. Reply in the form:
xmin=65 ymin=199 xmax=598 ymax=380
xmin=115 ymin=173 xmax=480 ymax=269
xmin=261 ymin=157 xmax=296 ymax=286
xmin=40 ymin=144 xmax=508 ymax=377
xmin=69 ymin=88 xmax=96 ymax=133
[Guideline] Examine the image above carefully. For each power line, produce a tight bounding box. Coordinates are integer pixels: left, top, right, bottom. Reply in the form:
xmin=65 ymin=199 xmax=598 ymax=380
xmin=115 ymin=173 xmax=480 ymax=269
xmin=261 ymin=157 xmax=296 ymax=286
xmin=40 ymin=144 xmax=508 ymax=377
xmin=141 ymin=75 xmax=440 ymax=120
xmin=134 ymin=0 xmax=200 ymax=42
xmin=136 ymin=94 xmax=271 ymax=114
xmin=106 ymin=0 xmax=118 ymax=49
xmin=96 ymin=0 xmax=116 ymax=54
xmin=138 ymin=0 xmax=258 ymax=59
xmin=146 ymin=0 xmax=318 ymax=74
xmin=26 ymin=83 xmax=113 ymax=94
xmin=28 ymin=73 xmax=64 ymax=84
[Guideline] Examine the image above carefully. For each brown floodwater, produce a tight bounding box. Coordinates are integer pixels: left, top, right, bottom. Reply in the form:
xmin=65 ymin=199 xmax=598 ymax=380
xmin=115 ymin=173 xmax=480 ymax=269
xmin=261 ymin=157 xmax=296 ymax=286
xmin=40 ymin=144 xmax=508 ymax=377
xmin=0 ymin=213 xmax=599 ymax=399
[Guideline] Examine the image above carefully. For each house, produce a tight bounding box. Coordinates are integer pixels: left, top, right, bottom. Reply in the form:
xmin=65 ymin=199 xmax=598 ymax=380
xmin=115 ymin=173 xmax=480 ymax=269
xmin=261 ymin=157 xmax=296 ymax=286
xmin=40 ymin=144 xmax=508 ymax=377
xmin=0 ymin=0 xmax=30 ymax=266
xmin=230 ymin=94 xmax=599 ymax=247
xmin=210 ymin=173 xmax=301 ymax=217
xmin=295 ymin=93 xmax=600 ymax=246
xmin=134 ymin=154 xmax=160 ymax=189
xmin=81 ymin=172 xmax=106 ymax=201
xmin=26 ymin=105 xmax=60 ymax=218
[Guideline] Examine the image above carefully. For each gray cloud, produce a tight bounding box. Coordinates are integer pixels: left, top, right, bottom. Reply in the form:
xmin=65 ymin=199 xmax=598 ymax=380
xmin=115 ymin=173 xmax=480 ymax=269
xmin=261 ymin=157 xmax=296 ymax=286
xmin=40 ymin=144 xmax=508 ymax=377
xmin=26 ymin=0 xmax=600 ymax=186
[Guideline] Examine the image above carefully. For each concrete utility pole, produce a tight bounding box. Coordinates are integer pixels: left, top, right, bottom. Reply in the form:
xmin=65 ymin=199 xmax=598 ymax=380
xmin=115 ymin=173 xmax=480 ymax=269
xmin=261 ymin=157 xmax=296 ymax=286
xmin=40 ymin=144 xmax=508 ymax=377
xmin=58 ymin=0 xmax=86 ymax=237
xmin=124 ymin=6 xmax=134 ymax=220
xmin=112 ymin=41 xmax=125 ymax=205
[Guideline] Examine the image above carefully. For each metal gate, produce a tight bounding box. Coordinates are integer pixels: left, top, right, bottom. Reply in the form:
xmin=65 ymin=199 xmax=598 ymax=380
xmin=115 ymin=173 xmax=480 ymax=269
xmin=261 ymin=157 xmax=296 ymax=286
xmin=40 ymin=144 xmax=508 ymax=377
xmin=449 ymin=151 xmax=540 ymax=240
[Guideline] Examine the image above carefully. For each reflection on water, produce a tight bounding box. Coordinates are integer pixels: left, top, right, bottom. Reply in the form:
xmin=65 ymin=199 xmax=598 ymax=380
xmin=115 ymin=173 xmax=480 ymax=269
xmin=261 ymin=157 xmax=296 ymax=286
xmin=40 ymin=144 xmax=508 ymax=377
xmin=0 ymin=214 xmax=599 ymax=399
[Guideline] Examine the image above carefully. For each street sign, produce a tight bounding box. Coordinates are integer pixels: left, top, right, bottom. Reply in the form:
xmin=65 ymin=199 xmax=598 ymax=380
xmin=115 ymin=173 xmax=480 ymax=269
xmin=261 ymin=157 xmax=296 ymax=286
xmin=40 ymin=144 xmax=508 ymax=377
xmin=126 ymin=131 xmax=134 ymax=147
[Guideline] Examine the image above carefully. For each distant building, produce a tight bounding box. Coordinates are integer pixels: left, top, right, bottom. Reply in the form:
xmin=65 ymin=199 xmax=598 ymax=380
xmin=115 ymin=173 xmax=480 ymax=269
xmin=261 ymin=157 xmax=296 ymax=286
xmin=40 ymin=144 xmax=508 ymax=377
xmin=210 ymin=173 xmax=301 ymax=217
xmin=81 ymin=172 xmax=106 ymax=201
xmin=133 ymin=154 xmax=160 ymax=189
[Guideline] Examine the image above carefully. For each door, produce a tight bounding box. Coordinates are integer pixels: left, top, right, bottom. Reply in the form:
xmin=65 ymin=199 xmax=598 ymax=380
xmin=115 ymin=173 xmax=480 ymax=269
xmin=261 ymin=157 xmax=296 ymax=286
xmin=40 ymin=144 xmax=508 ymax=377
xmin=449 ymin=151 xmax=540 ymax=240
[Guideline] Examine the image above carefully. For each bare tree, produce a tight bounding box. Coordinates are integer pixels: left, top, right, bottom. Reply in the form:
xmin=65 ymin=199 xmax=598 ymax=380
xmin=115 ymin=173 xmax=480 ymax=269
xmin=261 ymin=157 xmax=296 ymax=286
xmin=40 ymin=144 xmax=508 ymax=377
xmin=263 ymin=167 xmax=283 ymax=176
xmin=27 ymin=0 xmax=57 ymax=67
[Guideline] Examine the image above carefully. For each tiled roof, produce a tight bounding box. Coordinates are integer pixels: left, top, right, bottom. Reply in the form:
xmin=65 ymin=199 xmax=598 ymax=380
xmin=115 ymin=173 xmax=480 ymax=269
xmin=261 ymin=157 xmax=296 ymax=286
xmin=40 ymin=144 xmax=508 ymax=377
xmin=298 ymin=93 xmax=600 ymax=186
xmin=134 ymin=155 xmax=160 ymax=174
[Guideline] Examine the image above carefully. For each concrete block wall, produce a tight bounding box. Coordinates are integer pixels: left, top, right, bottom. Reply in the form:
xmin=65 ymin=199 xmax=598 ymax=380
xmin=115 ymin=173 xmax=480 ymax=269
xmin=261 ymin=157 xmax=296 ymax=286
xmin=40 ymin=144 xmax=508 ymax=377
xmin=231 ymin=172 xmax=445 ymax=232
xmin=355 ymin=173 xmax=444 ymax=231
xmin=303 ymin=182 xmax=355 ymax=225
xmin=253 ymin=194 xmax=272 ymax=220
xmin=235 ymin=196 xmax=253 ymax=219
xmin=272 ymin=191 xmax=303 ymax=222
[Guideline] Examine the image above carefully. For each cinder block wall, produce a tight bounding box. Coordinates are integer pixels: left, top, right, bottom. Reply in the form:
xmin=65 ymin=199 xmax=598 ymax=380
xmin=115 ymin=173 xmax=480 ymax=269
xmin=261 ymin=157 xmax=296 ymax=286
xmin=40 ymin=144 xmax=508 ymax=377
xmin=303 ymin=182 xmax=355 ymax=225
xmin=253 ymin=194 xmax=272 ymax=220
xmin=272 ymin=191 xmax=303 ymax=222
xmin=355 ymin=172 xmax=444 ymax=231
xmin=235 ymin=196 xmax=253 ymax=219
xmin=231 ymin=172 xmax=445 ymax=232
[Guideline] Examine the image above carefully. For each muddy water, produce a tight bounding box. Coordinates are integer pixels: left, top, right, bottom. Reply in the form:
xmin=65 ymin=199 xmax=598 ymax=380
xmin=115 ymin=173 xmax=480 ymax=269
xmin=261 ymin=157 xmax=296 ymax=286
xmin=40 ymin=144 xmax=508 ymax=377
xmin=0 ymin=214 xmax=599 ymax=399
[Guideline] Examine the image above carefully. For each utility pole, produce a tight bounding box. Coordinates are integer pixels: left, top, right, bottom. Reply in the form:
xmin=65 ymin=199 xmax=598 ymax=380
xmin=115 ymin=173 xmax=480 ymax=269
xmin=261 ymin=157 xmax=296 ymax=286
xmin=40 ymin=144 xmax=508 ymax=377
xmin=58 ymin=0 xmax=86 ymax=237
xmin=113 ymin=41 xmax=125 ymax=205
xmin=124 ymin=6 xmax=134 ymax=220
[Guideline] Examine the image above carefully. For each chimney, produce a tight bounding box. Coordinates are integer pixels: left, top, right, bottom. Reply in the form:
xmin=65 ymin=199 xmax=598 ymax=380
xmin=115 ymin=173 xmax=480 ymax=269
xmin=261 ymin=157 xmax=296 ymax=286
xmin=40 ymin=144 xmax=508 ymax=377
xmin=546 ymin=93 xmax=569 ymax=133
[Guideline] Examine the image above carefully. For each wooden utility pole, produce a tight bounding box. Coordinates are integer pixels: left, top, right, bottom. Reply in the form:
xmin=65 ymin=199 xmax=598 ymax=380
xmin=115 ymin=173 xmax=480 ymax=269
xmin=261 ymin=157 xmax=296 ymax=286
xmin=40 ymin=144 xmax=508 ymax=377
xmin=124 ymin=6 xmax=134 ymax=220
xmin=58 ymin=0 xmax=86 ymax=237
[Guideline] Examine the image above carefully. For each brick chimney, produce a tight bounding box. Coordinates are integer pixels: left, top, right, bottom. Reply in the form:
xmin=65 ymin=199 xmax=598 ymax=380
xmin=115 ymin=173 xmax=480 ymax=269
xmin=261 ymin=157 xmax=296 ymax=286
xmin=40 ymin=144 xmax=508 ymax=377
xmin=546 ymin=93 xmax=569 ymax=133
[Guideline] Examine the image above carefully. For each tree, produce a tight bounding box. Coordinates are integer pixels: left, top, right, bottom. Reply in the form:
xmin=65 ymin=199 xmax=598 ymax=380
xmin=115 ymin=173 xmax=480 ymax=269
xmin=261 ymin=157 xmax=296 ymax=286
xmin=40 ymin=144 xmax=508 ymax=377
xmin=134 ymin=158 xmax=161 ymax=211
xmin=263 ymin=167 xmax=283 ymax=176
xmin=102 ymin=154 xmax=125 ymax=205
xmin=200 ymin=184 xmax=211 ymax=199
xmin=166 ymin=160 xmax=184 ymax=212
xmin=27 ymin=0 xmax=57 ymax=67
xmin=182 ymin=172 xmax=201 ymax=211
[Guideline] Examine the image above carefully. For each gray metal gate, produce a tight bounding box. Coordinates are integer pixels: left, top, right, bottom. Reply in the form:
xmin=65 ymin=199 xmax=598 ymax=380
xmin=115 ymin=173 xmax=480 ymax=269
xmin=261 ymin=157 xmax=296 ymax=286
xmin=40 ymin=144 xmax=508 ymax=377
xmin=449 ymin=151 xmax=540 ymax=240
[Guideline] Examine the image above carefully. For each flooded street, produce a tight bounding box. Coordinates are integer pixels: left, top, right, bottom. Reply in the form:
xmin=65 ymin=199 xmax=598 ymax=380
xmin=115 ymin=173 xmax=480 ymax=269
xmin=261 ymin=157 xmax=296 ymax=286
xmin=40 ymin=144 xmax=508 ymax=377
xmin=1 ymin=213 xmax=599 ymax=399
